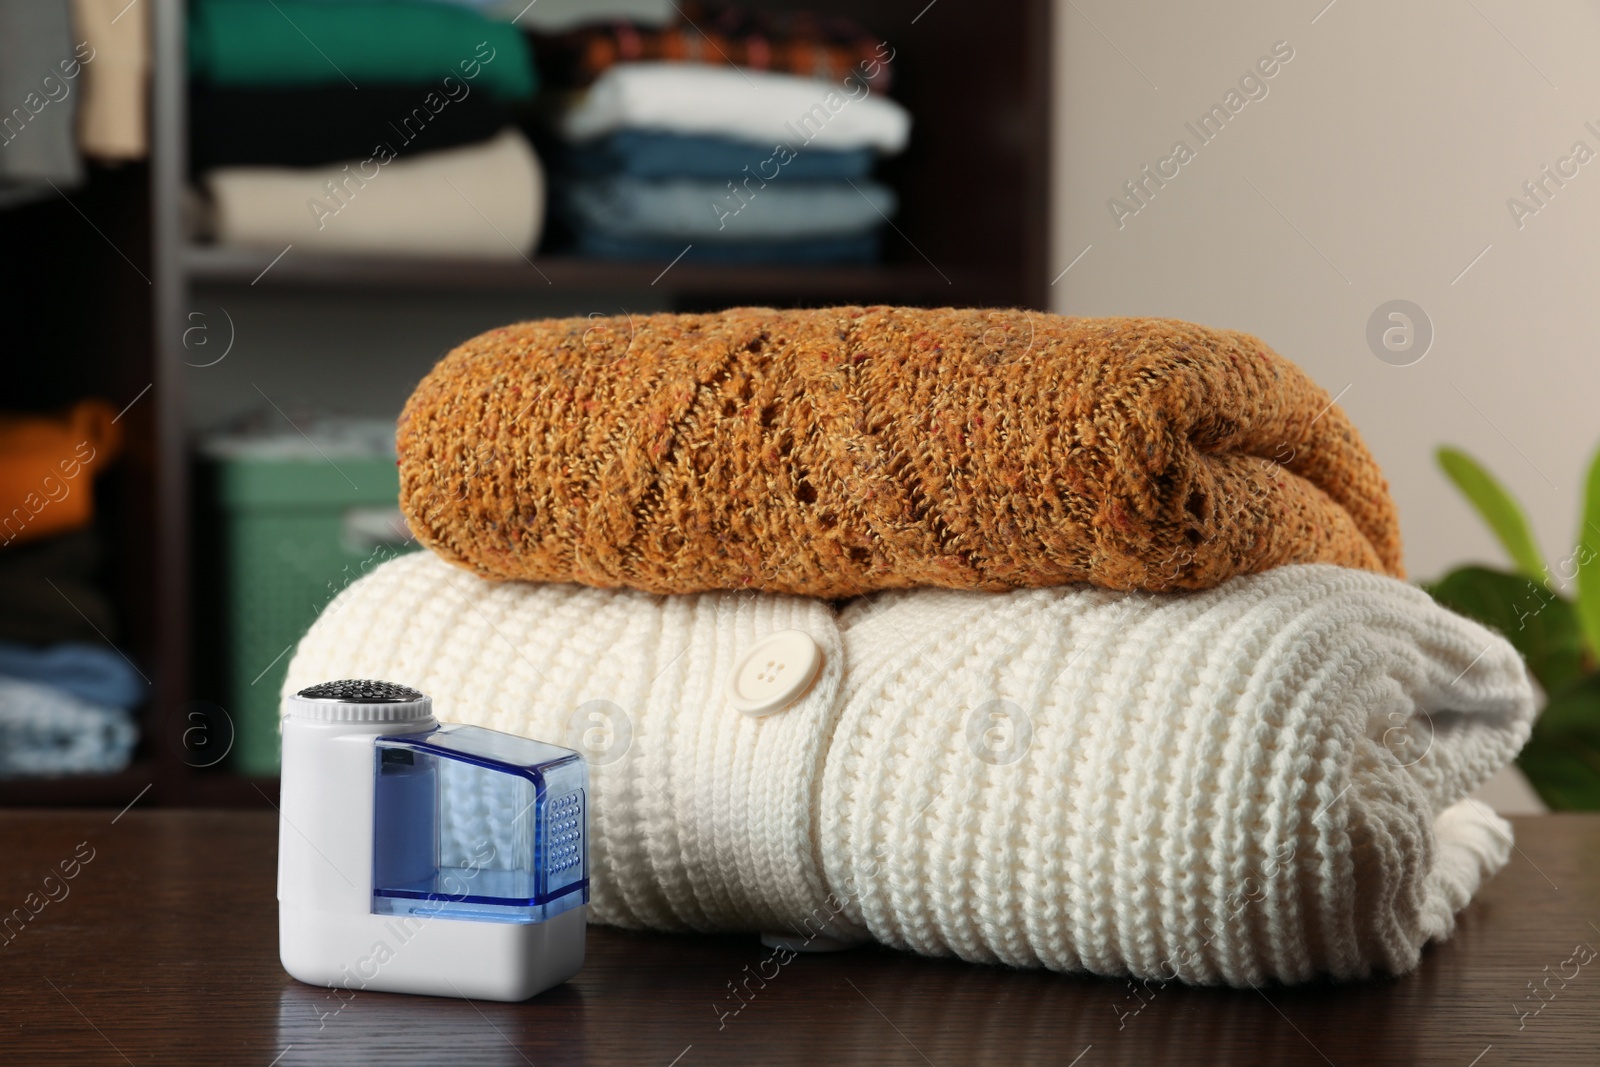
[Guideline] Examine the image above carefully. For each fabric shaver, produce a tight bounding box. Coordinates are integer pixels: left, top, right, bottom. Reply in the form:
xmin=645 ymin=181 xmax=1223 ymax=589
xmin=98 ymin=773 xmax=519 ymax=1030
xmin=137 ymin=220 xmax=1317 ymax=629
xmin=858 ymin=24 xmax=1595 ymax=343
xmin=277 ymin=680 xmax=588 ymax=1000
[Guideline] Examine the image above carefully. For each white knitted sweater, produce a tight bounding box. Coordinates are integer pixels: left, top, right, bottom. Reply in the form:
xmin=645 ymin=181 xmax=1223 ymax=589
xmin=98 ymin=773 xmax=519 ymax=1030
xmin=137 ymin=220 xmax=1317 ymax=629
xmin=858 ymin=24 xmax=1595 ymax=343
xmin=283 ymin=553 xmax=1536 ymax=986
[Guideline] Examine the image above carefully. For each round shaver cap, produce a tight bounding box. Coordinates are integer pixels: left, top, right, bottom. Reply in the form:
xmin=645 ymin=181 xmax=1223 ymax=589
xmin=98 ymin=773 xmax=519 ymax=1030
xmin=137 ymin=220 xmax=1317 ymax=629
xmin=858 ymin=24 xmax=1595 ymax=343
xmin=287 ymin=679 xmax=433 ymax=723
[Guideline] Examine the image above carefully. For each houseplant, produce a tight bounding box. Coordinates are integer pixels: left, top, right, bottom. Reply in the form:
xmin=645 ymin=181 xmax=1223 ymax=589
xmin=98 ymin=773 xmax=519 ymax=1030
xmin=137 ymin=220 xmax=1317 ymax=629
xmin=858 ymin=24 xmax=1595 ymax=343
xmin=1426 ymin=445 xmax=1600 ymax=809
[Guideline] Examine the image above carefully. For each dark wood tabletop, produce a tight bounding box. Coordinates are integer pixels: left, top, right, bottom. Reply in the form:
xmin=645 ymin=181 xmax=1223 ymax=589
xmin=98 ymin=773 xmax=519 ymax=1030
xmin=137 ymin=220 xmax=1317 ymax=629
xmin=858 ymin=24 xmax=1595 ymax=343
xmin=1 ymin=811 xmax=1596 ymax=1066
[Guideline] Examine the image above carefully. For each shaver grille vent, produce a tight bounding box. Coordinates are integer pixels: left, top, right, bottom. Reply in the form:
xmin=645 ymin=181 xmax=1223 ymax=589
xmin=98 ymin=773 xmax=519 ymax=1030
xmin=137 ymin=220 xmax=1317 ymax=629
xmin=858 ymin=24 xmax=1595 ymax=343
xmin=547 ymin=792 xmax=583 ymax=874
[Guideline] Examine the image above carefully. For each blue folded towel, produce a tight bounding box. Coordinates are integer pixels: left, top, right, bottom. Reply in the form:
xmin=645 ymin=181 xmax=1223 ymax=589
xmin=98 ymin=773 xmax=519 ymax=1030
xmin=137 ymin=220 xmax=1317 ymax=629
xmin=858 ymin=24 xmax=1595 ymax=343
xmin=558 ymin=176 xmax=896 ymax=242
xmin=0 ymin=640 xmax=148 ymax=710
xmin=558 ymin=130 xmax=876 ymax=181
xmin=0 ymin=677 xmax=138 ymax=778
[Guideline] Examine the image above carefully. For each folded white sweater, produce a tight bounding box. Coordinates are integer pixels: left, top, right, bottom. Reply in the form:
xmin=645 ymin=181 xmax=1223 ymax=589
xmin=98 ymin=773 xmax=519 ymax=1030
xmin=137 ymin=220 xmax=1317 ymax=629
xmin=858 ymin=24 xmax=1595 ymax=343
xmin=283 ymin=553 xmax=1535 ymax=985
xmin=559 ymin=62 xmax=912 ymax=153
xmin=205 ymin=128 xmax=544 ymax=259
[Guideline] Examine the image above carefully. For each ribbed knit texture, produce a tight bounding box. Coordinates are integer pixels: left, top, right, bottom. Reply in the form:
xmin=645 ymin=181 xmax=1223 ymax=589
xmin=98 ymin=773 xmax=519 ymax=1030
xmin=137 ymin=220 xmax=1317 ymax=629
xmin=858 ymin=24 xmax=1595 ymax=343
xmin=288 ymin=550 xmax=845 ymax=935
xmin=396 ymin=308 xmax=1404 ymax=597
xmin=822 ymin=569 xmax=1530 ymax=984
xmin=283 ymin=554 xmax=1533 ymax=985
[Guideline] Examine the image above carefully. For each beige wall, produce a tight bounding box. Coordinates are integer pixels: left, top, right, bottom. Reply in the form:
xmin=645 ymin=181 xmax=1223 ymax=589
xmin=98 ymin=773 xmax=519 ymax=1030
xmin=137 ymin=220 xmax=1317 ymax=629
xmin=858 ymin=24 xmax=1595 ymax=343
xmin=1051 ymin=0 xmax=1600 ymax=584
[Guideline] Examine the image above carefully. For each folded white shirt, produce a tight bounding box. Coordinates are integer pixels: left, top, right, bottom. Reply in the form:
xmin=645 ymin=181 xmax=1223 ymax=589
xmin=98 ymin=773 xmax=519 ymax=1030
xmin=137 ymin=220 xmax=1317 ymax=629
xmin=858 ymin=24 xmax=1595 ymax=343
xmin=560 ymin=62 xmax=912 ymax=154
xmin=203 ymin=129 xmax=544 ymax=259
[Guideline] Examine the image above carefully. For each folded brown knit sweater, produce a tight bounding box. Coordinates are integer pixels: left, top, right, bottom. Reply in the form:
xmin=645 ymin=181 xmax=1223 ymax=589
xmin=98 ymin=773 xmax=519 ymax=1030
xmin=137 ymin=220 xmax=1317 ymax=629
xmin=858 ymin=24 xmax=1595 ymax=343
xmin=398 ymin=306 xmax=1403 ymax=596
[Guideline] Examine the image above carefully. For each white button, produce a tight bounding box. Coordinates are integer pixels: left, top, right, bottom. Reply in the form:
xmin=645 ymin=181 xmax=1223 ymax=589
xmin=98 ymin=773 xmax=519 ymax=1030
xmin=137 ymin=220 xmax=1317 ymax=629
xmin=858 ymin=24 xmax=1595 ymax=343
xmin=726 ymin=629 xmax=822 ymax=716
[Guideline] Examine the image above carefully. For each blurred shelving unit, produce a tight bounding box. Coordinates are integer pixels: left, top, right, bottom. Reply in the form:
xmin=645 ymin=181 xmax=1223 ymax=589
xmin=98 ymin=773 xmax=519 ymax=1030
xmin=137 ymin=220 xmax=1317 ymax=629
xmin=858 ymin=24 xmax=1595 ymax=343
xmin=181 ymin=244 xmax=1001 ymax=301
xmin=1 ymin=0 xmax=1050 ymax=806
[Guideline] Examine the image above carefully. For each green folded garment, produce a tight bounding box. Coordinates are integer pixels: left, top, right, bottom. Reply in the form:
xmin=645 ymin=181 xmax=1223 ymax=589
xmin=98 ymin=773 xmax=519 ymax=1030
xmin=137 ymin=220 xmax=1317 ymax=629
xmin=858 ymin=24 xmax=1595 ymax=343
xmin=188 ymin=0 xmax=537 ymax=100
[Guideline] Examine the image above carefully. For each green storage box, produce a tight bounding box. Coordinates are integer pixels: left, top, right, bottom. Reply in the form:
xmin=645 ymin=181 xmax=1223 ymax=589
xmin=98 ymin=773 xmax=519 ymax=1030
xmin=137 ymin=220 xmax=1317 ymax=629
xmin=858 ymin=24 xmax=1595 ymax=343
xmin=206 ymin=444 xmax=417 ymax=775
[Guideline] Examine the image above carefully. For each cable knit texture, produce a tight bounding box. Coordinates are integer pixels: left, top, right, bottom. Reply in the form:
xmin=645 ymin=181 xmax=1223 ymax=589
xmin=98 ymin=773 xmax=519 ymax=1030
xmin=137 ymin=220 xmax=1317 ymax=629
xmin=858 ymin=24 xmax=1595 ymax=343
xmin=396 ymin=307 xmax=1404 ymax=597
xmin=284 ymin=554 xmax=1532 ymax=985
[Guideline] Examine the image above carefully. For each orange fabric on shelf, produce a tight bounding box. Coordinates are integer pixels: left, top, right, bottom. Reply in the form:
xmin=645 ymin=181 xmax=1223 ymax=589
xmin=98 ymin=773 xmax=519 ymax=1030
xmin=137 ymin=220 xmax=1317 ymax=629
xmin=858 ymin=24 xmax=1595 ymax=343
xmin=0 ymin=399 xmax=123 ymax=547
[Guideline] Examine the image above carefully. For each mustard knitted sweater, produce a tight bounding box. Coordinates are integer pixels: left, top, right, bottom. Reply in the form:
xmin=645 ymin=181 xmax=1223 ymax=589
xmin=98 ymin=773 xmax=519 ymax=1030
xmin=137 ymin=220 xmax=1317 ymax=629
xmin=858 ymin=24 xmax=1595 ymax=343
xmin=397 ymin=307 xmax=1403 ymax=597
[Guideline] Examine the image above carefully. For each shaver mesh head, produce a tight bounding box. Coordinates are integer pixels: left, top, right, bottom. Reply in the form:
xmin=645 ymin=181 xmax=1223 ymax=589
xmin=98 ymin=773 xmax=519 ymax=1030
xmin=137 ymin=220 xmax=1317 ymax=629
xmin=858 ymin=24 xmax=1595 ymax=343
xmin=287 ymin=679 xmax=433 ymax=724
xmin=296 ymin=679 xmax=425 ymax=703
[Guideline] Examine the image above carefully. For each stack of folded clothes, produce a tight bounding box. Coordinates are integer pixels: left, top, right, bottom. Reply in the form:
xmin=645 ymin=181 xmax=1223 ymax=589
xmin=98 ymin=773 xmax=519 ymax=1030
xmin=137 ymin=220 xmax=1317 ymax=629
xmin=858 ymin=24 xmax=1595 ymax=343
xmin=0 ymin=399 xmax=145 ymax=777
xmin=284 ymin=308 xmax=1538 ymax=986
xmin=535 ymin=5 xmax=909 ymax=264
xmin=189 ymin=0 xmax=545 ymax=259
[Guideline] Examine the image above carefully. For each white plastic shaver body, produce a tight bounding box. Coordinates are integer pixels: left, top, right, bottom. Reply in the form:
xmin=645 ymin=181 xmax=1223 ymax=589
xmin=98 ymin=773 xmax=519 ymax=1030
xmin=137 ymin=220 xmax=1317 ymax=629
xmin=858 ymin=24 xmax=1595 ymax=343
xmin=278 ymin=680 xmax=587 ymax=1001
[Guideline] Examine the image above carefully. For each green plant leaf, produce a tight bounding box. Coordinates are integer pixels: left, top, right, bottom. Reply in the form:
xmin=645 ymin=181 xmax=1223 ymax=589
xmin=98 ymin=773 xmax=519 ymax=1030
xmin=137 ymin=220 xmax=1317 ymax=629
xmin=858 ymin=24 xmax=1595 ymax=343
xmin=1575 ymin=443 xmax=1600 ymax=662
xmin=1535 ymin=673 xmax=1600 ymax=735
xmin=1436 ymin=446 xmax=1547 ymax=582
xmin=1424 ymin=566 xmax=1586 ymax=695
xmin=1517 ymin=732 xmax=1600 ymax=810
xmin=1518 ymin=675 xmax=1600 ymax=810
xmin=1510 ymin=668 xmax=1600 ymax=819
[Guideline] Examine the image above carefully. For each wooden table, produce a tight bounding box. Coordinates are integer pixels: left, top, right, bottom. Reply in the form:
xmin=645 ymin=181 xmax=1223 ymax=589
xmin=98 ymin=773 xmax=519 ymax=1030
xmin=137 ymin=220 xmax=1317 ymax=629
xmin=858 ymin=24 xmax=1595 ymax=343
xmin=2 ymin=812 xmax=1597 ymax=1066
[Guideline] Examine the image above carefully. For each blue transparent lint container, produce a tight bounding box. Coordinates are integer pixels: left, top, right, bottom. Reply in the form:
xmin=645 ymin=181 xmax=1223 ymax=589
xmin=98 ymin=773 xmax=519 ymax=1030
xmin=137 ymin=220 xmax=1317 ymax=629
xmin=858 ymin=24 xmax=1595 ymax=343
xmin=370 ymin=724 xmax=588 ymax=924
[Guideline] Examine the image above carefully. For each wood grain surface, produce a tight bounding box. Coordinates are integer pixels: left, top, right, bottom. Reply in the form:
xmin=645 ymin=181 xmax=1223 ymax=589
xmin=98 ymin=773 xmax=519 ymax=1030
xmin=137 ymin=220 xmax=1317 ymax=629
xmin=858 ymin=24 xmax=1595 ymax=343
xmin=1 ymin=811 xmax=1596 ymax=1066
